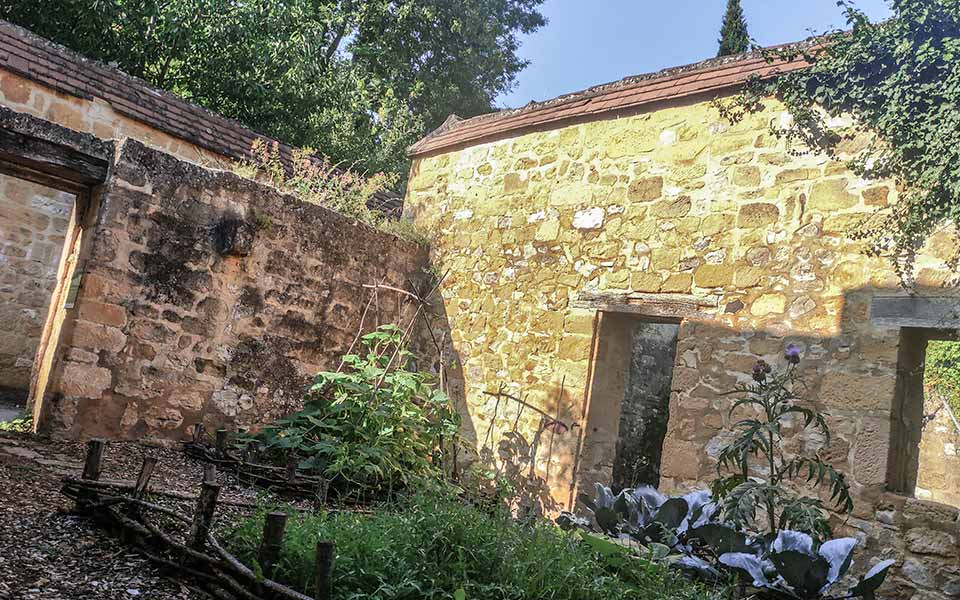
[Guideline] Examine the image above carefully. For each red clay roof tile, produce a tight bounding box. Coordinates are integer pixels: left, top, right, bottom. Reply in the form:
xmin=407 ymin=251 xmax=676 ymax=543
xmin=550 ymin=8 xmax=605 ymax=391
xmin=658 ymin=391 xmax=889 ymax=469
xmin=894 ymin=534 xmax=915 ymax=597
xmin=408 ymin=44 xmax=813 ymax=158
xmin=0 ymin=19 xmax=403 ymax=214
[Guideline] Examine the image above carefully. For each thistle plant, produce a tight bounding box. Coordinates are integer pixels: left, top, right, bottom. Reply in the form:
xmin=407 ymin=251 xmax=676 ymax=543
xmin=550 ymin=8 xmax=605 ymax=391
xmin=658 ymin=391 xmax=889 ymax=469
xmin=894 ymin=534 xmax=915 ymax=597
xmin=713 ymin=344 xmax=853 ymax=541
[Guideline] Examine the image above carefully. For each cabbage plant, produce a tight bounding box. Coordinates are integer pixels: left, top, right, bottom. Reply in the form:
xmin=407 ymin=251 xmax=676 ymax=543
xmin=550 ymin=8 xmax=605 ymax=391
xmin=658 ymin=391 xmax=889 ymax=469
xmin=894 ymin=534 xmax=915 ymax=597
xmin=719 ymin=530 xmax=895 ymax=600
xmin=560 ymin=483 xmax=717 ymax=546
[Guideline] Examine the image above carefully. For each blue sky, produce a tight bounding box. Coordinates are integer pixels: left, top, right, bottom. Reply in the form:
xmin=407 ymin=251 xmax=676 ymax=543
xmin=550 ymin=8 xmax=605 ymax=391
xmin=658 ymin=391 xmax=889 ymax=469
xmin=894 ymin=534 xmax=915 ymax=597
xmin=497 ymin=0 xmax=892 ymax=108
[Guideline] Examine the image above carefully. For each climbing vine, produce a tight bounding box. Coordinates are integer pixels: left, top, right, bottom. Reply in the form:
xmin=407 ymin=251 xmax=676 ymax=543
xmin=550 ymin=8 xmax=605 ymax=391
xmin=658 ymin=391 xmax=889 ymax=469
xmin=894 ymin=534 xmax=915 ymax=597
xmin=718 ymin=0 xmax=960 ymax=280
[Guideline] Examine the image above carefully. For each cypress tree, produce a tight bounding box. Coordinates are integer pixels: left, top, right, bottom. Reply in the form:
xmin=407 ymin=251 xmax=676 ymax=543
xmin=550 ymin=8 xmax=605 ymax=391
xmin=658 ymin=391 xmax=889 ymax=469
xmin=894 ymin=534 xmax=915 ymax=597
xmin=717 ymin=0 xmax=751 ymax=57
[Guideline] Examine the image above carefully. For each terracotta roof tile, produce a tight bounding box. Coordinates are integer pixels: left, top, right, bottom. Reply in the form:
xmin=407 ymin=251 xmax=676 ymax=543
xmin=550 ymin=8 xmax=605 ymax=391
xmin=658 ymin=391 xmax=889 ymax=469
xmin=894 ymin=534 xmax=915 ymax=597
xmin=0 ymin=19 xmax=402 ymax=214
xmin=408 ymin=43 xmax=814 ymax=158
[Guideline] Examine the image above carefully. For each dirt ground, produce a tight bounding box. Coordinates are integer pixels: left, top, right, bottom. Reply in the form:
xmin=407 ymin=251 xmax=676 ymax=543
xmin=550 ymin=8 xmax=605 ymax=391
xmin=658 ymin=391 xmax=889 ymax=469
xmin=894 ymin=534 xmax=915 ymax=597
xmin=0 ymin=432 xmax=295 ymax=600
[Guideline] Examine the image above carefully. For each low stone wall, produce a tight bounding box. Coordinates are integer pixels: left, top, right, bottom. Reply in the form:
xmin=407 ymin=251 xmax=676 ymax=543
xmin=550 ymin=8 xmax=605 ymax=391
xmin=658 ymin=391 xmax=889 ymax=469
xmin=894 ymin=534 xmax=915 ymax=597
xmin=843 ymin=494 xmax=960 ymax=598
xmin=0 ymin=174 xmax=72 ymax=402
xmin=45 ymin=139 xmax=426 ymax=440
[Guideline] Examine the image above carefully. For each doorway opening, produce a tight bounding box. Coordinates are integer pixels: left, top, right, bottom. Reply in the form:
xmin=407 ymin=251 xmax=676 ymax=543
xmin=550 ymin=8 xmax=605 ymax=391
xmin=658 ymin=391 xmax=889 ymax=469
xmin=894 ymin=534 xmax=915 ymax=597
xmin=0 ymin=174 xmax=76 ymax=426
xmin=577 ymin=311 xmax=679 ymax=495
xmin=887 ymin=328 xmax=960 ymax=507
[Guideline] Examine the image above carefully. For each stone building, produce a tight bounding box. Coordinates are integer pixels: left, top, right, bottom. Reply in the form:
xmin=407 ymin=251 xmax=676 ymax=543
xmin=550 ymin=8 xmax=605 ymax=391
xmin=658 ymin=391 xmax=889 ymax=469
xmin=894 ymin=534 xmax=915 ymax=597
xmin=0 ymin=21 xmax=418 ymax=439
xmin=404 ymin=51 xmax=960 ymax=595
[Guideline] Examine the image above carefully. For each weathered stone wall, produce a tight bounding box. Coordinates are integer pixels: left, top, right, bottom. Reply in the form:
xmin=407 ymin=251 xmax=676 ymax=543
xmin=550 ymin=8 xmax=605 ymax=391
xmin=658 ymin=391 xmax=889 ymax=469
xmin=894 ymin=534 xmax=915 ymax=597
xmin=0 ymin=69 xmax=233 ymax=171
xmin=916 ymin=389 xmax=960 ymax=507
xmin=405 ymin=96 xmax=960 ymax=597
xmin=44 ymin=139 xmax=426 ymax=440
xmin=0 ymin=174 xmax=72 ymax=402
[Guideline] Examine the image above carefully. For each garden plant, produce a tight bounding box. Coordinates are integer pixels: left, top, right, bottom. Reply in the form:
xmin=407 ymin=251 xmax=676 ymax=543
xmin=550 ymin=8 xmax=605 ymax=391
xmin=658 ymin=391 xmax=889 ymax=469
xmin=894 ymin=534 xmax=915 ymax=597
xmin=559 ymin=345 xmax=896 ymax=600
xmin=237 ymin=325 xmax=460 ymax=497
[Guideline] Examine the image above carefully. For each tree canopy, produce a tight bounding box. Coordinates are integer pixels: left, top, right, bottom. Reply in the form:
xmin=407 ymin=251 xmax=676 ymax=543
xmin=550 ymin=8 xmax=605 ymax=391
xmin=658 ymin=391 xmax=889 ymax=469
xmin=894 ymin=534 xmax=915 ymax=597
xmin=0 ymin=0 xmax=545 ymax=184
xmin=717 ymin=0 xmax=750 ymax=57
xmin=722 ymin=0 xmax=960 ymax=280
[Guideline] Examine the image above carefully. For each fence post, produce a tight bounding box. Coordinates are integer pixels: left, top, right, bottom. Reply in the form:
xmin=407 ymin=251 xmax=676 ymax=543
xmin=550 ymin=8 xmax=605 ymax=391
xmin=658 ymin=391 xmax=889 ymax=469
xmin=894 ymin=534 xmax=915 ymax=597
xmin=203 ymin=462 xmax=217 ymax=484
xmin=313 ymin=478 xmax=330 ymax=512
xmin=78 ymin=438 xmax=106 ymax=505
xmin=285 ymin=453 xmax=298 ymax=484
xmin=314 ymin=540 xmax=335 ymax=600
xmin=188 ymin=481 xmax=221 ymax=551
xmin=215 ymin=428 xmax=228 ymax=459
xmin=133 ymin=455 xmax=158 ymax=500
xmin=82 ymin=439 xmax=106 ymax=481
xmin=258 ymin=512 xmax=288 ymax=580
xmin=192 ymin=423 xmax=205 ymax=444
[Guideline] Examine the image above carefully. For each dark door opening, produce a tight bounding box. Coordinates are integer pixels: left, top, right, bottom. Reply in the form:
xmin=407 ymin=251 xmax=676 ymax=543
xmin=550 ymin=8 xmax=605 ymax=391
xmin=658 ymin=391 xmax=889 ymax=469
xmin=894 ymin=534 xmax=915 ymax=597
xmin=575 ymin=311 xmax=679 ymax=496
xmin=611 ymin=321 xmax=679 ymax=490
xmin=888 ymin=328 xmax=960 ymax=507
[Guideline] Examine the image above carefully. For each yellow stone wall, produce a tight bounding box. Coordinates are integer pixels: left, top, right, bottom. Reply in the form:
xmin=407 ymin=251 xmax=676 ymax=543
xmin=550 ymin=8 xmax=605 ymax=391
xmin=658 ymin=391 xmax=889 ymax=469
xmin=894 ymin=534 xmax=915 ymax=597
xmin=404 ymin=96 xmax=959 ymax=516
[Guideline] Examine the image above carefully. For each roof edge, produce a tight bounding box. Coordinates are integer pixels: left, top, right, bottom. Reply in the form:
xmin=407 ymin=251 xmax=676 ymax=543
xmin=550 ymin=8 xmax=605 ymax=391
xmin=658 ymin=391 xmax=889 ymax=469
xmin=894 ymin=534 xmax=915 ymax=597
xmin=408 ymin=38 xmax=818 ymax=158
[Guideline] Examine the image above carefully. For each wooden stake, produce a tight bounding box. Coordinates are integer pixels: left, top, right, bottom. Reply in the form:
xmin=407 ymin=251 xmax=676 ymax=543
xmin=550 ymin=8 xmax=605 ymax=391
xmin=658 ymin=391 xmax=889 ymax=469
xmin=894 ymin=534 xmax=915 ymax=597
xmin=313 ymin=478 xmax=330 ymax=511
xmin=215 ymin=429 xmax=228 ymax=458
xmin=258 ymin=512 xmax=288 ymax=580
xmin=285 ymin=453 xmax=298 ymax=484
xmin=82 ymin=439 xmax=106 ymax=481
xmin=133 ymin=455 xmax=158 ymax=499
xmin=314 ymin=540 xmax=335 ymax=600
xmin=188 ymin=481 xmax=221 ymax=551
xmin=203 ymin=462 xmax=217 ymax=484
xmin=192 ymin=423 xmax=205 ymax=444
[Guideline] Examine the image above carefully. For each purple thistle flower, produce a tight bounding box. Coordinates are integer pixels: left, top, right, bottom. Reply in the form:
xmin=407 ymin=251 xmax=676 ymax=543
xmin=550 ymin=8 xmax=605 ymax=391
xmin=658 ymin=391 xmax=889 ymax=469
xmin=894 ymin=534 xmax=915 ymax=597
xmin=785 ymin=343 xmax=802 ymax=365
xmin=752 ymin=360 xmax=770 ymax=382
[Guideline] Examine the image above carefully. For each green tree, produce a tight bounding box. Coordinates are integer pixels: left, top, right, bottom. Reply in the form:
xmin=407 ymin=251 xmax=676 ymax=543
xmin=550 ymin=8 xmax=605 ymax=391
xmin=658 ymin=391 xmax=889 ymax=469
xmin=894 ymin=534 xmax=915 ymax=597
xmin=717 ymin=0 xmax=751 ymax=56
xmin=718 ymin=0 xmax=960 ymax=279
xmin=0 ymin=0 xmax=545 ymax=184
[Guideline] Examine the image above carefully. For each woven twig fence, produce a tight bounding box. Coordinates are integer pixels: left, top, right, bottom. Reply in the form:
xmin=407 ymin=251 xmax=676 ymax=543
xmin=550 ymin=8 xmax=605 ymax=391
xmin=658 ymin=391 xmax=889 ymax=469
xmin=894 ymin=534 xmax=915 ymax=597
xmin=62 ymin=439 xmax=335 ymax=600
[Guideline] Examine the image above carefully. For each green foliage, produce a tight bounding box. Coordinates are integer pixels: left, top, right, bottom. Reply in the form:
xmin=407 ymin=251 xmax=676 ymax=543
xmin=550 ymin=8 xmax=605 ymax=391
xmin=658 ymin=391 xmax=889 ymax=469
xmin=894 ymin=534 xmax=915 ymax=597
xmin=227 ymin=493 xmax=724 ymax=600
xmin=0 ymin=413 xmax=31 ymax=433
xmin=713 ymin=350 xmax=853 ymax=541
xmin=717 ymin=0 xmax=960 ymax=278
xmin=717 ymin=0 xmax=751 ymax=57
xmin=236 ymin=139 xmax=429 ymax=244
xmin=925 ymin=339 xmax=960 ymax=415
xmin=240 ymin=325 xmax=459 ymax=493
xmin=0 ymin=0 xmax=546 ymax=183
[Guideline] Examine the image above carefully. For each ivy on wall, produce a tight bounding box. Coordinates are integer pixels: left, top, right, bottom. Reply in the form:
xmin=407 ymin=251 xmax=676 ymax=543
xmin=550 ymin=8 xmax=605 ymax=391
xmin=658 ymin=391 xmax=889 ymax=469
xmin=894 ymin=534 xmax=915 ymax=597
xmin=721 ymin=0 xmax=960 ymax=280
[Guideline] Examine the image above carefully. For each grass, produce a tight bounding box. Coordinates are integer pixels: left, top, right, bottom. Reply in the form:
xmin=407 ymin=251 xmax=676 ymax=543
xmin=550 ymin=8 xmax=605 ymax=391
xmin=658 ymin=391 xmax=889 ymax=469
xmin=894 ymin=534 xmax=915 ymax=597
xmin=226 ymin=493 xmax=727 ymax=600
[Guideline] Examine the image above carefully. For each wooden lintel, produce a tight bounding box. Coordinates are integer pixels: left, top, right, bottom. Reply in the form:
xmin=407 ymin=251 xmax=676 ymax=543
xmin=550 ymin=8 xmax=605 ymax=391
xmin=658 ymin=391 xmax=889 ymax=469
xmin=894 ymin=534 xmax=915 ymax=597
xmin=572 ymin=291 xmax=717 ymax=320
xmin=0 ymin=127 xmax=108 ymax=191
xmin=871 ymin=295 xmax=960 ymax=329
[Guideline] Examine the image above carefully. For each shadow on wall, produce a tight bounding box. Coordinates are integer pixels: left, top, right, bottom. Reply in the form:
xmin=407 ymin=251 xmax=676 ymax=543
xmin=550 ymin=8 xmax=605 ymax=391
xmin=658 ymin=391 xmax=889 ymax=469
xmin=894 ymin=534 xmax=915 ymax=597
xmin=428 ymin=281 xmax=960 ymax=595
xmin=428 ymin=279 xmax=960 ymax=567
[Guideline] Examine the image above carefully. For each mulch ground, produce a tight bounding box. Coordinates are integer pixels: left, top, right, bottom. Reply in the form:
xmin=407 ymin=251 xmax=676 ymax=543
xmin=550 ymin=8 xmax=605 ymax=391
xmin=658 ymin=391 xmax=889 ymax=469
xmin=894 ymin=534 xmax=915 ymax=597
xmin=0 ymin=432 xmax=305 ymax=600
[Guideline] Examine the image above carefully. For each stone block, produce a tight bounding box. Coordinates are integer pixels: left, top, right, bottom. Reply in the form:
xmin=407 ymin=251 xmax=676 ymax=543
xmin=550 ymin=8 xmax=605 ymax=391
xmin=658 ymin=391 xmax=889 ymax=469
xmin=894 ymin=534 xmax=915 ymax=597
xmin=694 ymin=264 xmax=734 ymax=288
xmin=862 ymin=186 xmax=890 ymax=206
xmin=905 ymin=528 xmax=957 ymax=557
xmin=819 ymin=372 xmax=895 ymax=411
xmin=750 ymin=293 xmax=786 ymax=316
xmin=737 ymin=203 xmax=780 ymax=228
xmin=627 ymin=176 xmax=663 ymax=202
xmin=731 ymin=166 xmax=761 ymax=187
xmin=650 ymin=196 xmax=692 ymax=219
xmin=77 ymin=300 xmax=127 ymax=328
xmin=631 ymin=271 xmax=662 ymax=292
xmin=660 ymin=273 xmax=692 ymax=293
xmin=734 ymin=267 xmax=764 ymax=288
xmin=59 ymin=361 xmax=112 ymax=399
xmin=809 ymin=179 xmax=858 ymax=211
xmin=71 ymin=320 xmax=127 ymax=353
